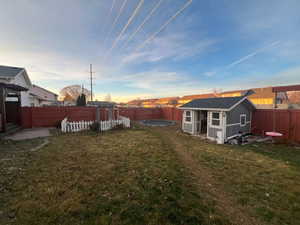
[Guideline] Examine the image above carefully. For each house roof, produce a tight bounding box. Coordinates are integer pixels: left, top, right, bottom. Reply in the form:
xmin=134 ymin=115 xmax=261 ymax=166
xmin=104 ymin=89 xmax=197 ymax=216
xmin=32 ymin=84 xmax=58 ymax=96
xmin=272 ymin=84 xmax=300 ymax=93
xmin=0 ymin=65 xmax=24 ymax=78
xmin=0 ymin=82 xmax=28 ymax=91
xmin=180 ymin=96 xmax=252 ymax=110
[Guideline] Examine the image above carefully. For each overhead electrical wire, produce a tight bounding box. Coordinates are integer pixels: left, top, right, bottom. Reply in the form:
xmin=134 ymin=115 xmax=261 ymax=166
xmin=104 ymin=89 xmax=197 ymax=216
xmin=120 ymin=0 xmax=165 ymax=51
xmin=102 ymin=0 xmax=116 ymax=35
xmin=104 ymin=0 xmax=145 ymax=58
xmin=134 ymin=0 xmax=192 ymax=51
xmin=103 ymin=0 xmax=129 ymax=46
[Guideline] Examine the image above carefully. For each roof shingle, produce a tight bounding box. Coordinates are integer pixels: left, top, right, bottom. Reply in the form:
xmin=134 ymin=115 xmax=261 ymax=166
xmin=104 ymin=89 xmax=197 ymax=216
xmin=0 ymin=65 xmax=24 ymax=78
xmin=180 ymin=96 xmax=245 ymax=109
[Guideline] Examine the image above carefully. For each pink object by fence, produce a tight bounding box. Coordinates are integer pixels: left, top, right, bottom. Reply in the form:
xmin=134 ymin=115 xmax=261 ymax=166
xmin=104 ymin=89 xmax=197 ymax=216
xmin=265 ymin=131 xmax=283 ymax=137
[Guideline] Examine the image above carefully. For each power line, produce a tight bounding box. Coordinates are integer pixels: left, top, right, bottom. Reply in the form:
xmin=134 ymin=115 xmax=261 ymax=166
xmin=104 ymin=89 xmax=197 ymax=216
xmin=103 ymin=0 xmax=129 ymax=47
xmin=101 ymin=0 xmax=116 ymax=44
xmin=90 ymin=64 xmax=95 ymax=102
xmin=104 ymin=0 xmax=144 ymax=59
xmin=134 ymin=0 xmax=192 ymax=51
xmin=120 ymin=0 xmax=165 ymax=51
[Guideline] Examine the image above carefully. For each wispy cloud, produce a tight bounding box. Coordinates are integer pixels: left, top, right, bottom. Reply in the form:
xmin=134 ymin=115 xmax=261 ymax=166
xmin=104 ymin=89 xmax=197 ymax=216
xmin=122 ymin=34 xmax=216 ymax=64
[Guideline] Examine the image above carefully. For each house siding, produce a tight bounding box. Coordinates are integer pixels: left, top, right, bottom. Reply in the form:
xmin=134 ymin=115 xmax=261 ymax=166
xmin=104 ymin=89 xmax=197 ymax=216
xmin=11 ymin=71 xmax=32 ymax=107
xmin=30 ymin=85 xmax=58 ymax=106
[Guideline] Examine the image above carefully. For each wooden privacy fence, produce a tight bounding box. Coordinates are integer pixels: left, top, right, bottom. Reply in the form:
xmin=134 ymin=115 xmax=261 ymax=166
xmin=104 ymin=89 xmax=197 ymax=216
xmin=21 ymin=106 xmax=182 ymax=129
xmin=21 ymin=106 xmax=118 ymax=128
xmin=252 ymin=109 xmax=300 ymax=143
xmin=61 ymin=116 xmax=131 ymax=133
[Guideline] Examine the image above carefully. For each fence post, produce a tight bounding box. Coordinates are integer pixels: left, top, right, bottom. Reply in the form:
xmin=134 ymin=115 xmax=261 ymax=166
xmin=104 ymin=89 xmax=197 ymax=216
xmin=288 ymin=110 xmax=292 ymax=141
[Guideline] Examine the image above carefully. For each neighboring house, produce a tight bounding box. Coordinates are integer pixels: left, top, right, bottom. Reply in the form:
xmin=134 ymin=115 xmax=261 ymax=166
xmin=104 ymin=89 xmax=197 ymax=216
xmin=30 ymin=85 xmax=58 ymax=106
xmin=0 ymin=65 xmax=32 ymax=106
xmin=127 ymin=99 xmax=143 ymax=107
xmin=142 ymin=99 xmax=159 ymax=108
xmin=155 ymin=97 xmax=179 ymax=107
xmin=180 ymin=96 xmax=256 ymax=144
xmin=219 ymin=87 xmax=288 ymax=108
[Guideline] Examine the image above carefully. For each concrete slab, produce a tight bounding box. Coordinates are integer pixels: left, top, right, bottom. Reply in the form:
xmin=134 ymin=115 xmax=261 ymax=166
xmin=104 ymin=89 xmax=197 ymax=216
xmin=4 ymin=128 xmax=52 ymax=141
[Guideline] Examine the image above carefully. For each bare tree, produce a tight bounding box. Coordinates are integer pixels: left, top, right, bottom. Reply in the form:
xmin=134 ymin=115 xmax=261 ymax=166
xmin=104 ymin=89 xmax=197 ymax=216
xmin=60 ymin=85 xmax=91 ymax=102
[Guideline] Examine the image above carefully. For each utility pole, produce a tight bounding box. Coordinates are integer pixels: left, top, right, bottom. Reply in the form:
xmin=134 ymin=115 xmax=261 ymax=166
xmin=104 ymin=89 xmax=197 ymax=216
xmin=90 ymin=64 xmax=94 ymax=102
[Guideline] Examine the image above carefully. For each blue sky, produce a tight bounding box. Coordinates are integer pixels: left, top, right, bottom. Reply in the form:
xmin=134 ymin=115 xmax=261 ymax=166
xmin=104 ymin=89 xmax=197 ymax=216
xmin=0 ymin=0 xmax=300 ymax=102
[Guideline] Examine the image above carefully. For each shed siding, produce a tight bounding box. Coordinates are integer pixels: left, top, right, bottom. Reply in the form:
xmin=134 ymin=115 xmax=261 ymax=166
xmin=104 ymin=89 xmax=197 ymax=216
xmin=183 ymin=123 xmax=193 ymax=133
xmin=207 ymin=111 xmax=225 ymax=142
xmin=226 ymin=103 xmax=251 ymax=125
xmin=208 ymin=127 xmax=222 ymax=138
xmin=182 ymin=110 xmax=194 ymax=134
xmin=225 ymin=103 xmax=252 ymax=139
xmin=226 ymin=123 xmax=250 ymax=138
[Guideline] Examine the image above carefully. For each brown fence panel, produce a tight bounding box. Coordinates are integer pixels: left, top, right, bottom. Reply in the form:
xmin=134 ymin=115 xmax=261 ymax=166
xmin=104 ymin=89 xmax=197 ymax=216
xmin=118 ymin=107 xmax=162 ymax=121
xmin=21 ymin=107 xmax=32 ymax=128
xmin=21 ymin=107 xmax=184 ymax=129
xmin=252 ymin=109 xmax=300 ymax=143
xmin=21 ymin=107 xmax=99 ymax=128
xmin=290 ymin=111 xmax=300 ymax=142
xmin=118 ymin=108 xmax=138 ymax=120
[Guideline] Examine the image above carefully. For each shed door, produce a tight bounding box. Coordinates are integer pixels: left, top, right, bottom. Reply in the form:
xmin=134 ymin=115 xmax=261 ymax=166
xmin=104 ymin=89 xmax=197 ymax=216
xmin=208 ymin=111 xmax=225 ymax=144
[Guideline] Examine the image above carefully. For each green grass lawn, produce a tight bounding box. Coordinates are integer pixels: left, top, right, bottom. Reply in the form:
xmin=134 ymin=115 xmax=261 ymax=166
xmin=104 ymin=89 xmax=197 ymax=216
xmin=0 ymin=126 xmax=299 ymax=225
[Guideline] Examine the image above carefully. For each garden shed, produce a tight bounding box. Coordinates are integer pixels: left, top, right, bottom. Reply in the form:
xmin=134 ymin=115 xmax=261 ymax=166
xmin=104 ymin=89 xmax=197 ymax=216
xmin=180 ymin=96 xmax=256 ymax=144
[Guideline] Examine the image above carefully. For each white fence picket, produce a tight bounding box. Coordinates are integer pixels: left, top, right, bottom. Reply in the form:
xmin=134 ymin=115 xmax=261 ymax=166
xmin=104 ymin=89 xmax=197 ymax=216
xmin=61 ymin=116 xmax=130 ymax=133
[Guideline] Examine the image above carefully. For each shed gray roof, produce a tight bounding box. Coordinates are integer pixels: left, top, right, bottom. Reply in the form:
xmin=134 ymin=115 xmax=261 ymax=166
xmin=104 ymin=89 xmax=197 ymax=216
xmin=0 ymin=65 xmax=24 ymax=78
xmin=180 ymin=96 xmax=246 ymax=110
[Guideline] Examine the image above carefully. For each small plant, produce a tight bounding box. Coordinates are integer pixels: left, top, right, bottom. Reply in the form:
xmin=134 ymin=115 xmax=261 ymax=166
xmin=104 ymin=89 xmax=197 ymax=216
xmin=89 ymin=122 xmax=100 ymax=132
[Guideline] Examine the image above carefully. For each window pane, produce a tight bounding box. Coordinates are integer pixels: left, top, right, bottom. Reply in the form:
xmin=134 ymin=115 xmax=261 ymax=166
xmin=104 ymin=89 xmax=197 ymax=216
xmin=185 ymin=117 xmax=191 ymax=122
xmin=240 ymin=115 xmax=246 ymax=125
xmin=212 ymin=112 xmax=220 ymax=119
xmin=186 ymin=111 xmax=191 ymax=116
xmin=212 ymin=119 xmax=220 ymax=126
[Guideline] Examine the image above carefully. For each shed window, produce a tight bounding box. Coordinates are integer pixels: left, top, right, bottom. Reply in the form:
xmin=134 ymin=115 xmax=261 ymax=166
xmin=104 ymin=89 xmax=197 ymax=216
xmin=211 ymin=112 xmax=220 ymax=126
xmin=240 ymin=114 xmax=246 ymax=126
xmin=185 ymin=111 xmax=192 ymax=122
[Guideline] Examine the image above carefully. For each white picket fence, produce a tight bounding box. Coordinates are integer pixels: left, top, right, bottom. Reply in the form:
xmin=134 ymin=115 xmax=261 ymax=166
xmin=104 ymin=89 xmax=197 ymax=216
xmin=61 ymin=116 xmax=130 ymax=133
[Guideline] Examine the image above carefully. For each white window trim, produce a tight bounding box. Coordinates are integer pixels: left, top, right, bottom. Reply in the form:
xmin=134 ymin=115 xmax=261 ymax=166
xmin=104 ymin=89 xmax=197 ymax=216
xmin=240 ymin=114 xmax=246 ymax=127
xmin=210 ymin=111 xmax=222 ymax=128
xmin=184 ymin=110 xmax=192 ymax=124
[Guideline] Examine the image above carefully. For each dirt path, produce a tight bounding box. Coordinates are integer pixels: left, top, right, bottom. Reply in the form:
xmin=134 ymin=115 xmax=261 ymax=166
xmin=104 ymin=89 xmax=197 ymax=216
xmin=153 ymin=126 xmax=264 ymax=225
